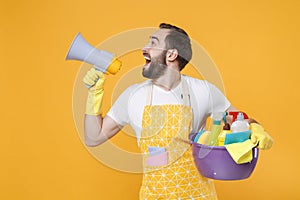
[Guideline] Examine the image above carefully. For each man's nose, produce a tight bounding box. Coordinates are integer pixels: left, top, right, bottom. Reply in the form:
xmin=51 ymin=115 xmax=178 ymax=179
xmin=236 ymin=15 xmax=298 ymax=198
xmin=142 ymin=43 xmax=150 ymax=52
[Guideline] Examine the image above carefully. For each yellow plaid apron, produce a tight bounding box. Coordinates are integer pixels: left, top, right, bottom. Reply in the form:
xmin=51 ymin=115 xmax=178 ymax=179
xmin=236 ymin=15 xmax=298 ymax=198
xmin=139 ymin=79 xmax=218 ymax=200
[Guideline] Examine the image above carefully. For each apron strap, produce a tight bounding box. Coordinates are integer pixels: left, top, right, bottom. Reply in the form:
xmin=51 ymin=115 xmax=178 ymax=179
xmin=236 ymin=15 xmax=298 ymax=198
xmin=146 ymin=76 xmax=191 ymax=106
xmin=146 ymin=83 xmax=153 ymax=105
xmin=181 ymin=76 xmax=190 ymax=106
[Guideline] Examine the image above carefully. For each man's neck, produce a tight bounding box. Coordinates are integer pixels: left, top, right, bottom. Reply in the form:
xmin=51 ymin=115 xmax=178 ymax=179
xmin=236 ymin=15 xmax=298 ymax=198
xmin=152 ymin=69 xmax=181 ymax=91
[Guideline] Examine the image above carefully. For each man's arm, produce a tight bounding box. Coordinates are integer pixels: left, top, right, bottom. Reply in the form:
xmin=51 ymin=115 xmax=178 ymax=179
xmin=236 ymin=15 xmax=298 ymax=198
xmin=226 ymin=105 xmax=258 ymax=124
xmin=84 ymin=115 xmax=122 ymax=147
xmin=82 ymin=68 xmax=123 ymax=147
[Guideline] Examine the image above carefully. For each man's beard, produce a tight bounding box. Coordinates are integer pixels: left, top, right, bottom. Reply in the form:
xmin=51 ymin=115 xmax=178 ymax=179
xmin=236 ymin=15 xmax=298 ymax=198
xmin=142 ymin=50 xmax=167 ymax=79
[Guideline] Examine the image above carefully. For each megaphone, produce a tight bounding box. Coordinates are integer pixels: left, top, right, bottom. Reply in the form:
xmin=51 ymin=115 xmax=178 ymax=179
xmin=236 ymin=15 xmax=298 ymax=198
xmin=66 ymin=32 xmax=121 ymax=75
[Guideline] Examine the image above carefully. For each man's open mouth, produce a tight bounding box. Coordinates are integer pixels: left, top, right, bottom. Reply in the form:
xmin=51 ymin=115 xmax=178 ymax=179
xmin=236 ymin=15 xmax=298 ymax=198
xmin=143 ymin=53 xmax=151 ymax=65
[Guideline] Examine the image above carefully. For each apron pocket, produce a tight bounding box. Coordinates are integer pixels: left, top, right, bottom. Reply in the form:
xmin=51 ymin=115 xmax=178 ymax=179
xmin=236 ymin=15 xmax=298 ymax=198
xmin=146 ymin=151 xmax=168 ymax=166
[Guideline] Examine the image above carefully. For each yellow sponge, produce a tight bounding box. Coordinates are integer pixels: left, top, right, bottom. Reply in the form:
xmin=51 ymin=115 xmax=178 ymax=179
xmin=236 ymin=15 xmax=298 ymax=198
xmin=197 ymin=131 xmax=210 ymax=144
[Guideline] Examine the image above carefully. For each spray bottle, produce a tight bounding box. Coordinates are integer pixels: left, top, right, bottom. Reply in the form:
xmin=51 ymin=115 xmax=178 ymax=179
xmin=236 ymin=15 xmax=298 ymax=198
xmin=206 ymin=112 xmax=223 ymax=146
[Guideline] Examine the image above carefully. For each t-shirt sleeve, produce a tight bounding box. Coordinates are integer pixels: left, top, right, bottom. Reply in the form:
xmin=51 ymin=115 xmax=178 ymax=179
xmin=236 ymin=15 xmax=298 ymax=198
xmin=206 ymin=81 xmax=231 ymax=115
xmin=106 ymin=85 xmax=135 ymax=126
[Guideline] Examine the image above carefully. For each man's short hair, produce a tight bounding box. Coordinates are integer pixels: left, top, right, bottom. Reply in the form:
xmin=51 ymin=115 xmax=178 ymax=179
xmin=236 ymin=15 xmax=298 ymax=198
xmin=159 ymin=23 xmax=192 ymax=71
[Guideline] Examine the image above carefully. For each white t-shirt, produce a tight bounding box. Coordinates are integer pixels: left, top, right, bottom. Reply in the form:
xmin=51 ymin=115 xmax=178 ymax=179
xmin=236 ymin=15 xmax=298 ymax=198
xmin=107 ymin=75 xmax=231 ymax=141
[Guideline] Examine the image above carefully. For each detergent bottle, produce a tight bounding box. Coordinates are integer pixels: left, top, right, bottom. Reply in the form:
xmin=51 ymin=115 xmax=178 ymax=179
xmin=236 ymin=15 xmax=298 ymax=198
xmin=218 ymin=112 xmax=231 ymax=146
xmin=231 ymin=112 xmax=249 ymax=133
xmin=206 ymin=112 xmax=223 ymax=146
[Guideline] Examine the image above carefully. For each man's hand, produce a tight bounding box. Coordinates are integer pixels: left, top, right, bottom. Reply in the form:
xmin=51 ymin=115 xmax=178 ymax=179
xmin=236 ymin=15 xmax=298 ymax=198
xmin=83 ymin=68 xmax=106 ymax=115
xmin=250 ymin=123 xmax=274 ymax=150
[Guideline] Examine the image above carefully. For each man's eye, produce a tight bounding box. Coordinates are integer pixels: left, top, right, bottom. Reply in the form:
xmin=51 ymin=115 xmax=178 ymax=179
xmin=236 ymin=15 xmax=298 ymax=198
xmin=151 ymin=41 xmax=156 ymax=46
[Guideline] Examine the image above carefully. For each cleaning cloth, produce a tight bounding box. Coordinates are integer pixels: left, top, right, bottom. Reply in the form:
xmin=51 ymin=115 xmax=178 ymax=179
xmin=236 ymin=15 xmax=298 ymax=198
xmin=148 ymin=146 xmax=166 ymax=156
xmin=225 ymin=139 xmax=258 ymax=164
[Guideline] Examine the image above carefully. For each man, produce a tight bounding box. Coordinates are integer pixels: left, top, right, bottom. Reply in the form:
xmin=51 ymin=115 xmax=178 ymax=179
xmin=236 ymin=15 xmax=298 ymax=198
xmin=83 ymin=23 xmax=273 ymax=199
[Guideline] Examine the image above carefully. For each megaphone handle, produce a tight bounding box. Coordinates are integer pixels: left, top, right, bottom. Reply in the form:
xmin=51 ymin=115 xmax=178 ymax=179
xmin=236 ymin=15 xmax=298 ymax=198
xmin=84 ymin=77 xmax=99 ymax=89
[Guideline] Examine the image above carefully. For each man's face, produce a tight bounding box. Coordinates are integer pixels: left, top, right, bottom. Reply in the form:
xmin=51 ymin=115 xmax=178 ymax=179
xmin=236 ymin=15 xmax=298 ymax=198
xmin=142 ymin=29 xmax=169 ymax=79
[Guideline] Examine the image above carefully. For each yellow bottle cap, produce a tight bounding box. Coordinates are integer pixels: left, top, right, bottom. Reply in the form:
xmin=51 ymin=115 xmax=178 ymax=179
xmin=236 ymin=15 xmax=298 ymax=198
xmin=107 ymin=58 xmax=122 ymax=74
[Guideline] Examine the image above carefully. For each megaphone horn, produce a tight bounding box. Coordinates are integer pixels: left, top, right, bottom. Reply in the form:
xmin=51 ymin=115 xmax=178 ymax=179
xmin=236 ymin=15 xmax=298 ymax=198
xmin=66 ymin=32 xmax=121 ymax=75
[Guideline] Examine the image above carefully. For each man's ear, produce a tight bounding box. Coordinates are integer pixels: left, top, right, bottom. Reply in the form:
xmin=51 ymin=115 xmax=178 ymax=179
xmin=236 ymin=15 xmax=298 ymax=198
xmin=166 ymin=49 xmax=178 ymax=62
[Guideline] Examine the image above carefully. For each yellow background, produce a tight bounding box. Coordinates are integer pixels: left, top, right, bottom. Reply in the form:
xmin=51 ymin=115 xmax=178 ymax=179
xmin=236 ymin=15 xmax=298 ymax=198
xmin=1 ymin=0 xmax=299 ymax=199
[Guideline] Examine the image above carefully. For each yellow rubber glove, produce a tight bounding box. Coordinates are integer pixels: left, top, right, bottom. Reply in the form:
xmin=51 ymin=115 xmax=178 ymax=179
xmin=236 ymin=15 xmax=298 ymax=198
xmin=83 ymin=68 xmax=106 ymax=115
xmin=250 ymin=123 xmax=274 ymax=150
